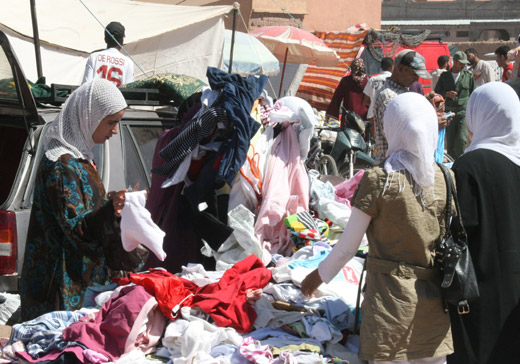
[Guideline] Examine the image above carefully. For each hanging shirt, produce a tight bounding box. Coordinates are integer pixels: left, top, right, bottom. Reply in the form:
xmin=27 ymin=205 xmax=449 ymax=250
xmin=82 ymin=48 xmax=134 ymax=87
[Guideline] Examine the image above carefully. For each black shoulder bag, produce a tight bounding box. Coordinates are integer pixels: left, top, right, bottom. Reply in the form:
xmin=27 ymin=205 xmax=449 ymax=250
xmin=436 ymin=163 xmax=480 ymax=314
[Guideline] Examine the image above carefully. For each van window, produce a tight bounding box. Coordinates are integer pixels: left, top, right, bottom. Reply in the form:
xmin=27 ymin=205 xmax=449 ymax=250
xmin=121 ymin=125 xmax=167 ymax=191
xmin=0 ymin=50 xmax=18 ymax=104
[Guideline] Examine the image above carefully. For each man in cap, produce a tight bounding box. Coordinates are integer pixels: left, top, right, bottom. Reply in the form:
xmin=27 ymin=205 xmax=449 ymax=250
xmin=372 ymin=49 xmax=432 ymax=164
xmin=435 ymin=51 xmax=475 ymax=159
xmin=82 ymin=21 xmax=134 ymax=87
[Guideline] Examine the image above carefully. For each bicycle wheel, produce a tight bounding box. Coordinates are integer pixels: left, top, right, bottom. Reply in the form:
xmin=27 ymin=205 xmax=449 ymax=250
xmin=317 ymin=155 xmax=339 ymax=176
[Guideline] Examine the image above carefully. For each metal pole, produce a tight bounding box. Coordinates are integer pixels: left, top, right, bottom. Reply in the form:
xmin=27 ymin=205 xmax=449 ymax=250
xmin=228 ymin=4 xmax=239 ymax=73
xmin=30 ymin=0 xmax=43 ymax=80
xmin=278 ymin=48 xmax=289 ymax=98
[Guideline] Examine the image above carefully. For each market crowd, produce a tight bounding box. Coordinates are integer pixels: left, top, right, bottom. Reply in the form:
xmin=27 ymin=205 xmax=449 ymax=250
xmin=1 ymin=26 xmax=518 ymax=364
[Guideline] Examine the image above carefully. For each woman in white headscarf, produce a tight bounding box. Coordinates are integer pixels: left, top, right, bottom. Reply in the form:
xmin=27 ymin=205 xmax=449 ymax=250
xmin=448 ymin=82 xmax=520 ymax=364
xmin=21 ymin=79 xmax=140 ymax=321
xmin=302 ymin=92 xmax=454 ymax=363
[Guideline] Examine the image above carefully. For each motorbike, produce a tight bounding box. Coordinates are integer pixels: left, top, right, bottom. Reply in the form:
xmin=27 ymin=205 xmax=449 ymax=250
xmin=329 ymin=109 xmax=375 ymax=178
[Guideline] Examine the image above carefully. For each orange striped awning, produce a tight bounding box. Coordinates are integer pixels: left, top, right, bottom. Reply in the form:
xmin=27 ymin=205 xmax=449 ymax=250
xmin=296 ymin=24 xmax=369 ymax=111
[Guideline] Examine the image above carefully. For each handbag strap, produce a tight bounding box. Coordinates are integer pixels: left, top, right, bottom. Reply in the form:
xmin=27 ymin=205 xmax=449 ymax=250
xmin=436 ymin=162 xmax=468 ymax=242
xmin=437 ymin=162 xmax=453 ymax=238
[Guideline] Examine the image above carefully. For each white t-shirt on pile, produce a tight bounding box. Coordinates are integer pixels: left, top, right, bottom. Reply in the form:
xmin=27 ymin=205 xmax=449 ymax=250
xmin=82 ymin=47 xmax=134 ymax=87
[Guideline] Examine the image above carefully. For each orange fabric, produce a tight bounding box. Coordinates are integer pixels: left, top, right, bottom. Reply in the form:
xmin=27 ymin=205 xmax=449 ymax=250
xmin=296 ymin=25 xmax=369 ymax=111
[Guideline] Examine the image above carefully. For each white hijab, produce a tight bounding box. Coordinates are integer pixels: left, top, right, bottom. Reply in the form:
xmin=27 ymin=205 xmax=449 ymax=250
xmin=43 ymin=78 xmax=127 ymax=162
xmin=465 ymin=82 xmax=520 ymax=167
xmin=383 ymin=92 xmax=438 ymax=195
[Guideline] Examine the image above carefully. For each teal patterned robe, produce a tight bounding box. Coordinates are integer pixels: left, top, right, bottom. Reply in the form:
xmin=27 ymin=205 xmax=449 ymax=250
xmin=21 ymin=154 xmax=118 ymax=321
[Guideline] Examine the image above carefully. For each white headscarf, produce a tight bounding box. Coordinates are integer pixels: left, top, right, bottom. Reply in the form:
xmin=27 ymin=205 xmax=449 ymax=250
xmin=43 ymin=78 xmax=127 ymax=162
xmin=465 ymin=82 xmax=520 ymax=167
xmin=383 ymin=92 xmax=438 ymax=195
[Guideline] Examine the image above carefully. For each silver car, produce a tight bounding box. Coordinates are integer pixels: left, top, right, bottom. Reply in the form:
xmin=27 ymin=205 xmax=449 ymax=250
xmin=0 ymin=30 xmax=176 ymax=298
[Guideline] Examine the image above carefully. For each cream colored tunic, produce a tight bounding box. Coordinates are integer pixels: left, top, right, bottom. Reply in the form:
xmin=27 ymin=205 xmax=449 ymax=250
xmin=351 ymin=166 xmax=454 ymax=361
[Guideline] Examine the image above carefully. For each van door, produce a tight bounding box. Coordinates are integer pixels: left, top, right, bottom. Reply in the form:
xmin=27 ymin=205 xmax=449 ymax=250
xmin=0 ymin=30 xmax=40 ymax=123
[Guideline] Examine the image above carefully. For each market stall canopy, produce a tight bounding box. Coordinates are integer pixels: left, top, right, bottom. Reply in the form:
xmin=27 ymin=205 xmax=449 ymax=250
xmin=0 ymin=0 xmax=233 ymax=85
xmin=223 ymin=29 xmax=280 ymax=77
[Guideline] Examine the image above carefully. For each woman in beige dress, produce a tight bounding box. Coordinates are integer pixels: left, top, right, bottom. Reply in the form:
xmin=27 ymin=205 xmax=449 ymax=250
xmin=302 ymin=92 xmax=453 ymax=364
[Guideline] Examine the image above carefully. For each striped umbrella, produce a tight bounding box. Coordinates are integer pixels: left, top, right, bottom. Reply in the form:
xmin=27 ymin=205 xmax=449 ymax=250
xmin=250 ymin=25 xmax=339 ymax=97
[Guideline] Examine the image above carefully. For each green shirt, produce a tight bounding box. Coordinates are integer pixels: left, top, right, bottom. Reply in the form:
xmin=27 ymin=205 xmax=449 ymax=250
xmin=435 ymin=68 xmax=475 ymax=112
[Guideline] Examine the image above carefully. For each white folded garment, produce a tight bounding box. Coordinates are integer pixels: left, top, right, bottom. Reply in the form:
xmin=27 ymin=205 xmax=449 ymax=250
xmin=120 ymin=190 xmax=166 ymax=261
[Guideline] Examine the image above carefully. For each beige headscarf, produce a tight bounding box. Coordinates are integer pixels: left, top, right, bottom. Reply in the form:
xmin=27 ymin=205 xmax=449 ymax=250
xmin=43 ymin=78 xmax=127 ymax=162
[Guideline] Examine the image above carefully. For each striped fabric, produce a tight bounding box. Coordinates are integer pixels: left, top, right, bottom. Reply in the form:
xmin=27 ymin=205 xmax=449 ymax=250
xmin=296 ymin=24 xmax=369 ymax=111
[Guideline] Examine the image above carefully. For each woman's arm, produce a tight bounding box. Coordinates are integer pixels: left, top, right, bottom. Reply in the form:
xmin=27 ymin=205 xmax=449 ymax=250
xmin=301 ymin=207 xmax=371 ymax=296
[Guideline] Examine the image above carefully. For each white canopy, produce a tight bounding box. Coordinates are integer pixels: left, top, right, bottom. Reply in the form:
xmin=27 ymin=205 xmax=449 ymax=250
xmin=0 ymin=0 xmax=233 ymax=85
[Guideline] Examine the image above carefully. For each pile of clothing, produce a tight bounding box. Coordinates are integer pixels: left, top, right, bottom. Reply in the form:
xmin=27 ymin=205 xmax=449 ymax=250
xmin=0 ymin=67 xmax=368 ymax=364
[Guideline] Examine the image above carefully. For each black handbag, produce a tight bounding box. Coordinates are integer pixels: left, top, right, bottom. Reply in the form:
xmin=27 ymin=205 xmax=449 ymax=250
xmin=436 ymin=163 xmax=480 ymax=314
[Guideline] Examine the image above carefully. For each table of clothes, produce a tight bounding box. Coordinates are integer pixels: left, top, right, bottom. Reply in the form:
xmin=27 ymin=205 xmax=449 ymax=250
xmin=0 ymin=68 xmax=368 ymax=364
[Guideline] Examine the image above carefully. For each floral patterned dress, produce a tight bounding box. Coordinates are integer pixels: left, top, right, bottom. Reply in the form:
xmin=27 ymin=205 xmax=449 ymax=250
xmin=21 ymin=154 xmax=118 ymax=321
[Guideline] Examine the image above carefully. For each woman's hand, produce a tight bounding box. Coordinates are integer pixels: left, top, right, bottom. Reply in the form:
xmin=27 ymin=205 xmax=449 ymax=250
xmin=300 ymin=268 xmax=323 ymax=298
xmin=108 ymin=189 xmax=127 ymax=217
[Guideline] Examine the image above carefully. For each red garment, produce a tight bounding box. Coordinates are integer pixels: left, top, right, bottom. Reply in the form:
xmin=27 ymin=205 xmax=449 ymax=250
xmin=117 ymin=256 xmax=271 ymax=333
xmin=192 ymin=254 xmax=272 ymax=333
xmin=116 ymin=268 xmax=199 ymax=320
xmin=502 ymin=63 xmax=514 ymax=81
xmin=326 ymin=75 xmax=368 ymax=119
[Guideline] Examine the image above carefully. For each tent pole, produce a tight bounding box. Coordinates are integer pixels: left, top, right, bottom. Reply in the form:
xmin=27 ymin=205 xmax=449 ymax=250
xmin=30 ymin=0 xmax=43 ymax=80
xmin=228 ymin=3 xmax=239 ymax=73
xmin=278 ymin=48 xmax=288 ymax=98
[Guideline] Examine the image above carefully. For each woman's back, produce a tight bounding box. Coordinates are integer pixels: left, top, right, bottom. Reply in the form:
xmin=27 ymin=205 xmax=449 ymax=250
xmin=450 ymin=148 xmax=520 ymax=363
xmin=354 ymin=165 xmax=450 ymax=267
xmin=352 ymin=164 xmax=454 ymax=361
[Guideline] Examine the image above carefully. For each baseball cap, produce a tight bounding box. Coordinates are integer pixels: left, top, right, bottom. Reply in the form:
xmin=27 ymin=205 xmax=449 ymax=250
xmin=395 ymin=49 xmax=432 ymax=79
xmin=453 ymin=51 xmax=470 ymax=65
xmin=105 ymin=21 xmax=125 ymax=39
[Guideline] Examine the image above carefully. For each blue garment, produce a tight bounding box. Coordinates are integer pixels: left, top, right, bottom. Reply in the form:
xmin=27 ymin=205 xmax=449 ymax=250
xmin=435 ymin=128 xmax=446 ymax=163
xmin=82 ymin=282 xmax=118 ymax=309
xmin=13 ymin=310 xmax=87 ymax=342
xmin=184 ymin=67 xmax=267 ymax=210
xmin=305 ymin=297 xmax=353 ymax=331
xmin=12 ymin=310 xmax=88 ymax=358
xmin=205 ymin=67 xmax=267 ymax=186
xmin=288 ymin=250 xmax=330 ymax=270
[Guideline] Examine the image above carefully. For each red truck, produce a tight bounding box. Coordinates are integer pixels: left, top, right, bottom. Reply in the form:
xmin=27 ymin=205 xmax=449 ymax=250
xmin=358 ymin=38 xmax=451 ymax=94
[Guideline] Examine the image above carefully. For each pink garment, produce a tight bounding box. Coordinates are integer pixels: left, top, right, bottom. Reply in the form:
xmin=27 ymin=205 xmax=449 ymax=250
xmin=239 ymin=337 xmax=273 ymax=364
xmin=254 ymin=123 xmax=309 ymax=255
xmin=83 ymin=349 xmax=109 ymax=363
xmin=62 ymin=285 xmax=166 ymax=362
xmin=334 ymin=169 xmax=365 ymax=206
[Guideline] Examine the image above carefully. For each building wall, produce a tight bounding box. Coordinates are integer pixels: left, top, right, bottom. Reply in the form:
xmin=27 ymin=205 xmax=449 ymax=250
xmin=223 ymin=0 xmax=381 ymax=33
xmin=139 ymin=0 xmax=382 ymax=33
xmin=303 ymin=0 xmax=381 ymax=31
xmin=382 ymin=0 xmax=520 ymax=42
